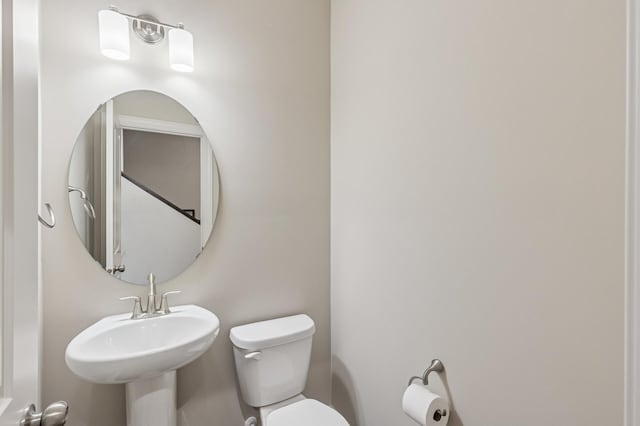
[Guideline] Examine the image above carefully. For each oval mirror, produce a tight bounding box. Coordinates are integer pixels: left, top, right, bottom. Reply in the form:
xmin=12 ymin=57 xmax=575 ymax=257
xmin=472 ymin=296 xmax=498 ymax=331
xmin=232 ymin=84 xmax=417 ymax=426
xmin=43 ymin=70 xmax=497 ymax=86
xmin=68 ymin=90 xmax=219 ymax=285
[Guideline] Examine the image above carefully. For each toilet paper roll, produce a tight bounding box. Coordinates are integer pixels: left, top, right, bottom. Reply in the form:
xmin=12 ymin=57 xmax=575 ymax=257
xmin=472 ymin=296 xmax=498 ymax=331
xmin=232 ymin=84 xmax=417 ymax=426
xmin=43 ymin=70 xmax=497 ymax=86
xmin=402 ymin=383 xmax=450 ymax=426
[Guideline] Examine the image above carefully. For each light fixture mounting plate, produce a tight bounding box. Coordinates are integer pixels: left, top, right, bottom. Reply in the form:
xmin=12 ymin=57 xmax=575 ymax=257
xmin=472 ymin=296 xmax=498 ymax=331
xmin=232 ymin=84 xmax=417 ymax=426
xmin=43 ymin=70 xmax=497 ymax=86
xmin=133 ymin=14 xmax=165 ymax=44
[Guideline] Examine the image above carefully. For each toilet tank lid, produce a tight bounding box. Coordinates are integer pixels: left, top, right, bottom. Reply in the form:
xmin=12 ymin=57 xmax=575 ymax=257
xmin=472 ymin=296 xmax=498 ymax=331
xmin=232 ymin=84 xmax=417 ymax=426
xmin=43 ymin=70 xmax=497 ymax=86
xmin=230 ymin=314 xmax=315 ymax=350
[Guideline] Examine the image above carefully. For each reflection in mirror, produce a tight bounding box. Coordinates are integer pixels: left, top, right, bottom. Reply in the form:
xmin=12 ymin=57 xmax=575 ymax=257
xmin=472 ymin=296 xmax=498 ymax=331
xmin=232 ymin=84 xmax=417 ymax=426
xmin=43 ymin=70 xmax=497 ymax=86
xmin=68 ymin=91 xmax=219 ymax=285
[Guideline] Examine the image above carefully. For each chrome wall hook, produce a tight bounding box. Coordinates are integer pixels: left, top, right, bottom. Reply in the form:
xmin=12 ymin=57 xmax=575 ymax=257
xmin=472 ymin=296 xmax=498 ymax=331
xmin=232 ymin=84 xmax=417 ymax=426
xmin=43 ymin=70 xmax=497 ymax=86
xmin=408 ymin=358 xmax=445 ymax=386
xmin=68 ymin=186 xmax=96 ymax=219
xmin=37 ymin=202 xmax=56 ymax=229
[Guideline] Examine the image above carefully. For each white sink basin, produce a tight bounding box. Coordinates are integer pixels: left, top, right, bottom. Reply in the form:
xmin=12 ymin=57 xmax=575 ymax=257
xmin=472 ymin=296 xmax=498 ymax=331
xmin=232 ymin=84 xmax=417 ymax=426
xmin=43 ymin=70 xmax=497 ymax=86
xmin=65 ymin=304 xmax=220 ymax=384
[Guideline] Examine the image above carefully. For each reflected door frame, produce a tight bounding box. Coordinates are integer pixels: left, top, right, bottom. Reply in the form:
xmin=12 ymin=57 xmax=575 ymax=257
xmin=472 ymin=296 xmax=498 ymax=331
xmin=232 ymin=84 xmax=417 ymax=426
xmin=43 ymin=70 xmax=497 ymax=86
xmin=103 ymin=99 xmax=123 ymax=276
xmin=114 ymin=114 xmax=216 ymax=250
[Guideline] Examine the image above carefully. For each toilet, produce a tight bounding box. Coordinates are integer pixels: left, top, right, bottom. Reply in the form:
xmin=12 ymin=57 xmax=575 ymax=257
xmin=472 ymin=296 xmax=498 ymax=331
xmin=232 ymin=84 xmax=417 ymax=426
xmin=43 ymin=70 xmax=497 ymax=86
xmin=230 ymin=314 xmax=349 ymax=426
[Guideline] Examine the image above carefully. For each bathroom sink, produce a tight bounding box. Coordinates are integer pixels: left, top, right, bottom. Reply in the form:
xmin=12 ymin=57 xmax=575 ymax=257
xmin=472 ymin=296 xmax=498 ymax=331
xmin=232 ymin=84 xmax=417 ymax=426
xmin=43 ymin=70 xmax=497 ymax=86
xmin=65 ymin=304 xmax=220 ymax=384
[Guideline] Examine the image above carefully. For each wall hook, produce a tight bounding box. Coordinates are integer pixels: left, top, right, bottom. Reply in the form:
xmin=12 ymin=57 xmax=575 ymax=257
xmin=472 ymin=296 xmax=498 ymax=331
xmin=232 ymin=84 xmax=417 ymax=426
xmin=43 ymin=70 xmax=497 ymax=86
xmin=38 ymin=202 xmax=56 ymax=229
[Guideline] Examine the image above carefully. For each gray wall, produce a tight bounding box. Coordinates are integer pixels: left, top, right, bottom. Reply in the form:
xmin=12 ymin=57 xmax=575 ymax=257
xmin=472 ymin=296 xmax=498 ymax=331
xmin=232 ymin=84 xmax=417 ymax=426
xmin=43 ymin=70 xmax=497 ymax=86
xmin=331 ymin=1 xmax=625 ymax=425
xmin=123 ymin=130 xmax=201 ymax=218
xmin=40 ymin=1 xmax=330 ymax=425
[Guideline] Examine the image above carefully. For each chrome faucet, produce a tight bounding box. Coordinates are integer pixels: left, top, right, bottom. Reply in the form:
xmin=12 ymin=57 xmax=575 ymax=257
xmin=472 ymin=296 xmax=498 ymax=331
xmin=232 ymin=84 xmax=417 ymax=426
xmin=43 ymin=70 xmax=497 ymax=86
xmin=119 ymin=273 xmax=181 ymax=319
xmin=146 ymin=272 xmax=158 ymax=314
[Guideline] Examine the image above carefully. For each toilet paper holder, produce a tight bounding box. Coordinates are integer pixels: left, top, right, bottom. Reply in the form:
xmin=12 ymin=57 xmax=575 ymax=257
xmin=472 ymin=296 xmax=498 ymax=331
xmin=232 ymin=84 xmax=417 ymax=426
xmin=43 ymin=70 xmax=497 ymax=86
xmin=407 ymin=358 xmax=444 ymax=387
xmin=406 ymin=359 xmax=448 ymax=421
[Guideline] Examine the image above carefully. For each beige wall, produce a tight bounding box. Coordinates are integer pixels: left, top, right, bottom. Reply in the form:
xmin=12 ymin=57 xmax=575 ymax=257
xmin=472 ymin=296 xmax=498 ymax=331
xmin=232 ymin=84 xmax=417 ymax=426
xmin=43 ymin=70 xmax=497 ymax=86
xmin=114 ymin=90 xmax=199 ymax=125
xmin=40 ymin=1 xmax=330 ymax=425
xmin=331 ymin=1 xmax=625 ymax=425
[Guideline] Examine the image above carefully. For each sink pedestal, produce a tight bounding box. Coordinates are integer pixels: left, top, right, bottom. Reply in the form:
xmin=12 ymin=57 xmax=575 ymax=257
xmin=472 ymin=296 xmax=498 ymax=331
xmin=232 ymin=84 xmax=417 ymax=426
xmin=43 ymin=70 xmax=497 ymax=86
xmin=126 ymin=371 xmax=177 ymax=426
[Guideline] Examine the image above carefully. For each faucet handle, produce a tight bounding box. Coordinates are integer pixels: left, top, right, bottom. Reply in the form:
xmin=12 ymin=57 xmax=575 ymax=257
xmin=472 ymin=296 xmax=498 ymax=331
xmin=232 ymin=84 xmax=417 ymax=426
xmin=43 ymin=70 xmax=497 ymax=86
xmin=119 ymin=296 xmax=144 ymax=319
xmin=159 ymin=291 xmax=181 ymax=314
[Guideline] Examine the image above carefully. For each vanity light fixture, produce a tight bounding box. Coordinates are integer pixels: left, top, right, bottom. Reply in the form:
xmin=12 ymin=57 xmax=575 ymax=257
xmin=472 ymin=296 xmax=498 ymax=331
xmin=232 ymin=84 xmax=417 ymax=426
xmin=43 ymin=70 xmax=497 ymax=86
xmin=98 ymin=6 xmax=195 ymax=72
xmin=98 ymin=9 xmax=130 ymax=60
xmin=168 ymin=26 xmax=194 ymax=72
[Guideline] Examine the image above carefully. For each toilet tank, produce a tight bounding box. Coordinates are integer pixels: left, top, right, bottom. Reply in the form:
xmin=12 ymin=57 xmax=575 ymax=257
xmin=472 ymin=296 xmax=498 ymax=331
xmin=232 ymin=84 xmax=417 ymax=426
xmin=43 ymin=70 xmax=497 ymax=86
xmin=230 ymin=314 xmax=315 ymax=407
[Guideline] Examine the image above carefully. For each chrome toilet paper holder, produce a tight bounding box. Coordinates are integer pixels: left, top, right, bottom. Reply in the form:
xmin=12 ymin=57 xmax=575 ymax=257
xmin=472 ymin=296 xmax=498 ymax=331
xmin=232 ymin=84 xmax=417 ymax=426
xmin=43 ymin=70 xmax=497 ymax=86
xmin=406 ymin=359 xmax=448 ymax=422
xmin=407 ymin=358 xmax=444 ymax=386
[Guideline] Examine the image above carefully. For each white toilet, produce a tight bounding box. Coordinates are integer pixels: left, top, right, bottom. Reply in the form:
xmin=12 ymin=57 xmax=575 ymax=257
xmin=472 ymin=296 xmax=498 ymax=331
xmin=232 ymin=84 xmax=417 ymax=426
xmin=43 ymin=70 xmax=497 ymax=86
xmin=230 ymin=314 xmax=349 ymax=426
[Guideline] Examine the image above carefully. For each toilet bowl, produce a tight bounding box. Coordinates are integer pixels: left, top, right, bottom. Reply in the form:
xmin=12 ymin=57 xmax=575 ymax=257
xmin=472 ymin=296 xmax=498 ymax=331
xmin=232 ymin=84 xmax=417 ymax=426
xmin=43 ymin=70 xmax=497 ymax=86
xmin=261 ymin=395 xmax=348 ymax=426
xmin=230 ymin=315 xmax=349 ymax=426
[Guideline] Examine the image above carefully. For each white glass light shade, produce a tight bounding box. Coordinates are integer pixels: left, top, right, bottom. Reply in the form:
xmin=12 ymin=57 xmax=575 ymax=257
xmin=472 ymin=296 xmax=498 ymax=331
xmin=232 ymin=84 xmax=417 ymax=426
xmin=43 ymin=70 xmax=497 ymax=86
xmin=169 ymin=28 xmax=194 ymax=72
xmin=98 ymin=9 xmax=130 ymax=60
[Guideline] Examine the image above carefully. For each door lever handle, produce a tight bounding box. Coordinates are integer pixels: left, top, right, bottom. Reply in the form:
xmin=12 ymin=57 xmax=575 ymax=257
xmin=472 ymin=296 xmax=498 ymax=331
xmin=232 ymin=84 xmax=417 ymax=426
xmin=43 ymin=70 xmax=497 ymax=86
xmin=21 ymin=401 xmax=68 ymax=426
xmin=106 ymin=265 xmax=126 ymax=274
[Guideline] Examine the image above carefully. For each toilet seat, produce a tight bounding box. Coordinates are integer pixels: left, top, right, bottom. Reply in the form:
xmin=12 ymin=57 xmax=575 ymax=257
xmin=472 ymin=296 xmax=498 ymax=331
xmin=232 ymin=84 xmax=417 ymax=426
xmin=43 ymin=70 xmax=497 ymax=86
xmin=265 ymin=399 xmax=349 ymax=426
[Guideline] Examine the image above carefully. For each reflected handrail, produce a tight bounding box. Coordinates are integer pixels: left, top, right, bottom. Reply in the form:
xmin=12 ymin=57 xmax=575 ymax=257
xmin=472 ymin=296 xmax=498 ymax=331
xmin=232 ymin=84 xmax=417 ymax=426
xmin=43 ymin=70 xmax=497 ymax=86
xmin=68 ymin=185 xmax=96 ymax=219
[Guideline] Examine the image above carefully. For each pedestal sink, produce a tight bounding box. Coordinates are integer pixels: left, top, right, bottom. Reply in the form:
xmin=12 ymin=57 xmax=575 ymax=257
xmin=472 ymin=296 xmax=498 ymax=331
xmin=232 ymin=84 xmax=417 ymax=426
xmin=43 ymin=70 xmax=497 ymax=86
xmin=65 ymin=305 xmax=220 ymax=426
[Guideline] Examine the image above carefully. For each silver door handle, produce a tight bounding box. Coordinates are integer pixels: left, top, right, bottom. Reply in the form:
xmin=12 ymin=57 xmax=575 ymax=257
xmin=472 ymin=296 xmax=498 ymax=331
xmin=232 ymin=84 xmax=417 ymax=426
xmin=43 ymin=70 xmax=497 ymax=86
xmin=21 ymin=401 xmax=68 ymax=426
xmin=106 ymin=264 xmax=126 ymax=274
xmin=37 ymin=203 xmax=56 ymax=229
